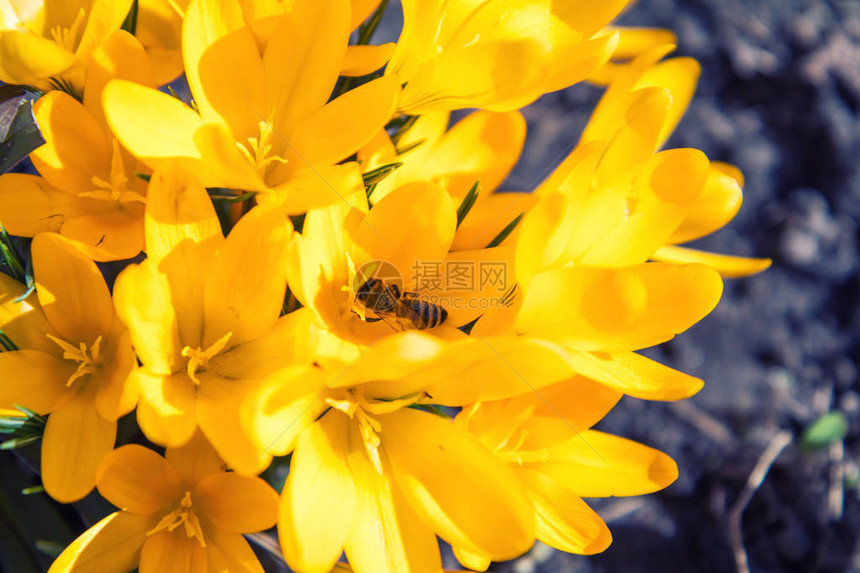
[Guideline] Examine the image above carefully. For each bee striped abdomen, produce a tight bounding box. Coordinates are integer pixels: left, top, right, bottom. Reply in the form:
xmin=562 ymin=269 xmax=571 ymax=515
xmin=402 ymin=296 xmax=447 ymax=329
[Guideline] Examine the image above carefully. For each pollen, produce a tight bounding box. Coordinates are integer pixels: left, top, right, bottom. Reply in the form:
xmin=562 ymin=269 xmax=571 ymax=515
xmin=181 ymin=331 xmax=233 ymax=386
xmin=49 ymin=9 xmax=86 ymax=53
xmin=236 ymin=120 xmax=289 ymax=180
xmin=46 ymin=333 xmax=103 ymax=387
xmin=148 ymin=491 xmax=206 ymax=548
xmin=86 ymin=140 xmax=146 ymax=204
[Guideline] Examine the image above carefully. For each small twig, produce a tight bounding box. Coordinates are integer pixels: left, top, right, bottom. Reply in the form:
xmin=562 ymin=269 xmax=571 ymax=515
xmin=828 ymin=439 xmax=845 ymax=522
xmin=728 ymin=430 xmax=793 ymax=573
xmin=670 ymin=400 xmax=735 ymax=446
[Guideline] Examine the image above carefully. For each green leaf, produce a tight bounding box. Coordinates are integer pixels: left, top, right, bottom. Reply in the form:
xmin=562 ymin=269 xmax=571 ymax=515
xmin=209 ymin=191 xmax=258 ymax=204
xmin=0 ymin=89 xmax=44 ymax=174
xmin=362 ymin=162 xmax=402 ymax=188
xmin=456 ymin=181 xmax=480 ymax=228
xmin=0 ymin=225 xmax=27 ymax=284
xmin=356 ymin=0 xmax=389 ymax=45
xmin=120 ymin=0 xmax=139 ymax=35
xmin=486 ymin=213 xmax=524 ymax=248
xmin=0 ymin=406 xmax=45 ymax=450
xmin=801 ymin=411 xmax=848 ymax=451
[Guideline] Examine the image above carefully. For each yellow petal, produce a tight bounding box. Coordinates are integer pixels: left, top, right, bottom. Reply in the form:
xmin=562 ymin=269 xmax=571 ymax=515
xmin=350 ymin=181 xmax=456 ymax=289
xmin=396 ymin=336 xmax=574 ymax=406
xmin=263 ymin=0 xmax=350 ymax=136
xmin=74 ymin=0 xmax=134 ymax=61
xmin=103 ymin=79 xmax=206 ymax=176
xmin=136 ymin=0 xmax=186 ymax=85
xmin=42 ymin=384 xmax=116 ymax=503
xmin=203 ymin=526 xmax=264 ymax=573
xmin=460 ymin=377 xmax=622 ymax=452
xmin=518 ymin=263 xmax=723 ymax=352
xmin=336 ymin=331 xmax=446 ymax=390
xmin=181 ymin=0 xmax=245 ymax=125
xmin=135 ymin=369 xmax=198 ymax=447
xmin=165 ymin=429 xmax=225 ymax=486
xmin=384 ymin=408 xmax=534 ymax=560
xmin=192 ymin=122 xmax=266 ymax=191
xmin=582 ymin=87 xmax=671 ymax=182
xmin=32 ymin=233 xmax=114 ymax=344
xmin=57 ymin=204 xmax=146 ymax=262
xmin=636 ymin=57 xmax=700 ymax=148
xmin=421 ymin=110 xmax=526 ymax=199
xmin=139 ymin=529 xmax=207 ymax=573
xmin=350 ymin=0 xmax=380 ymax=29
xmin=196 ymin=375 xmax=268 ymax=475
xmin=611 ymin=27 xmax=678 ymax=60
xmin=93 ymin=327 xmax=138 ymax=421
xmin=196 ymin=25 xmax=267 ymax=141
xmin=144 ymin=168 xmax=223 ymax=348
xmin=194 ymin=473 xmax=278 ymax=533
xmin=453 ymin=191 xmax=536 ymax=252
xmin=0 ymin=350 xmax=75 ymax=414
xmin=341 ymin=43 xmax=395 ymax=76
xmin=83 ymin=30 xmax=156 ymax=134
xmin=48 ymin=511 xmax=158 ymax=573
xmin=31 ymin=91 xmax=111 ymax=195
xmin=0 ymin=29 xmax=76 ymax=86
xmin=0 ymin=273 xmax=57 ymax=354
xmin=669 ymin=165 xmax=744 ymax=244
xmin=518 ymin=468 xmax=611 ymax=555
xmin=536 ymin=430 xmax=678 ymax=497
xmin=280 ymin=413 xmax=355 ymax=573
xmin=398 ymin=39 xmax=549 ymax=114
xmin=290 ymin=75 xmax=399 ymax=167
xmin=113 ymin=261 xmax=182 ymax=374
xmin=453 ymin=546 xmax=490 ymax=572
xmin=563 ymin=349 xmax=704 ymax=401
xmin=343 ymin=424 xmax=442 ymax=573
xmin=543 ymin=32 xmax=619 ymax=94
xmin=652 ymin=245 xmax=772 ymax=278
xmin=0 ymin=174 xmax=92 ymax=238
xmin=573 ymin=148 xmax=711 ymax=267
xmin=244 ymin=365 xmax=328 ymax=458
xmin=96 ymin=444 xmax=181 ymax=514
xmin=202 ymin=205 xmax=291 ymax=349
xmin=264 ymin=162 xmax=366 ymax=213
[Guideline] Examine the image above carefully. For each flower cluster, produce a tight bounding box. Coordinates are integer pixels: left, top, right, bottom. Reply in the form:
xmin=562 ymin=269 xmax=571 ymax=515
xmin=0 ymin=1 xmax=769 ymax=572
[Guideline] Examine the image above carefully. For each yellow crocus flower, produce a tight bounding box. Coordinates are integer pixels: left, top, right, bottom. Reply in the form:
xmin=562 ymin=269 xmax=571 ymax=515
xmin=388 ymin=0 xmax=629 ymax=113
xmin=102 ymin=0 xmax=399 ymax=212
xmin=357 ymin=109 xmax=537 ymax=252
xmin=535 ymin=44 xmax=771 ymax=278
xmin=111 ymin=167 xmax=320 ymax=475
xmin=0 ymin=0 xmax=133 ymax=95
xmin=49 ymin=431 xmax=278 ymax=573
xmin=268 ymin=329 xmax=582 ymax=573
xmin=0 ymin=30 xmax=154 ymax=261
xmin=0 ymin=232 xmax=136 ymax=502
xmin=452 ymin=380 xmax=678 ymax=567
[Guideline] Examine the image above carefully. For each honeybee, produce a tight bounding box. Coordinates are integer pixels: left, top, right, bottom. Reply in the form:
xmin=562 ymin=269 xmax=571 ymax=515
xmin=355 ymin=277 xmax=448 ymax=331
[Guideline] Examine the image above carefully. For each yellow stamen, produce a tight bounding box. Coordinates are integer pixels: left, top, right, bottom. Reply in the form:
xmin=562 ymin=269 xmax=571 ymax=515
xmin=46 ymin=334 xmax=102 ymax=387
xmin=49 ymin=9 xmax=86 ymax=52
xmin=85 ymin=140 xmax=146 ymax=203
xmin=181 ymin=332 xmax=233 ymax=386
xmin=235 ymin=120 xmax=289 ymax=180
xmin=326 ymin=390 xmax=424 ymax=474
xmin=148 ymin=491 xmax=206 ymax=547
